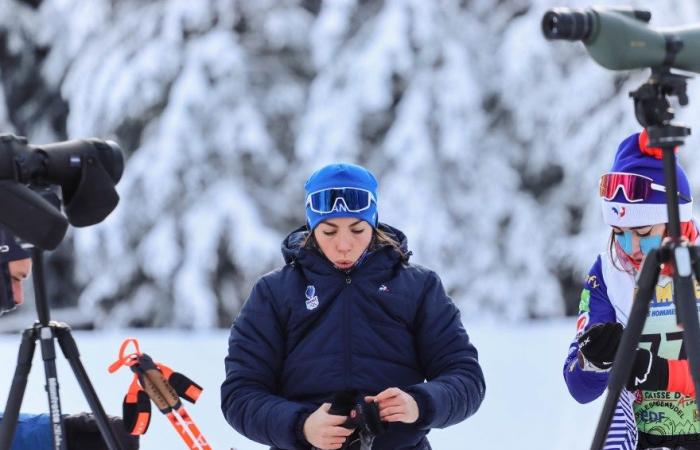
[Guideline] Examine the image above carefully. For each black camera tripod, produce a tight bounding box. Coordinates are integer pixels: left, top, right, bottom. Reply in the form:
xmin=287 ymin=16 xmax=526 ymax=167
xmin=0 ymin=245 xmax=123 ymax=450
xmin=591 ymin=68 xmax=700 ymax=449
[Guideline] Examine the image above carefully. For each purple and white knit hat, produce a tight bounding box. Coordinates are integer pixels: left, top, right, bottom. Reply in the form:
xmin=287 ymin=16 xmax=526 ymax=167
xmin=601 ymin=130 xmax=693 ymax=227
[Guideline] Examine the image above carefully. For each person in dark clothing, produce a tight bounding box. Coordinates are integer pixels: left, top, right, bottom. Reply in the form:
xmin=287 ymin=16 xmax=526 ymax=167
xmin=221 ymin=163 xmax=485 ymax=450
xmin=0 ymin=413 xmax=139 ymax=450
xmin=0 ymin=227 xmax=139 ymax=450
xmin=0 ymin=224 xmax=31 ymax=311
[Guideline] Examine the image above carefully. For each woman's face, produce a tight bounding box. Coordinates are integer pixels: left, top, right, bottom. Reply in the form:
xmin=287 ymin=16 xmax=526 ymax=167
xmin=313 ymin=218 xmax=373 ymax=270
xmin=612 ymin=223 xmax=666 ymax=264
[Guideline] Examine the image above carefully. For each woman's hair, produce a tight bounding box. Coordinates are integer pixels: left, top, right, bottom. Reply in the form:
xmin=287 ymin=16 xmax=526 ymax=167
xmin=303 ymin=226 xmax=409 ymax=262
xmin=373 ymin=228 xmax=409 ymax=261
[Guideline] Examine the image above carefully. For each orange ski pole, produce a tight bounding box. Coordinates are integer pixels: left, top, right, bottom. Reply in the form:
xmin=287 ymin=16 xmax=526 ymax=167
xmin=165 ymin=411 xmax=199 ymax=450
xmin=174 ymin=406 xmax=212 ymax=450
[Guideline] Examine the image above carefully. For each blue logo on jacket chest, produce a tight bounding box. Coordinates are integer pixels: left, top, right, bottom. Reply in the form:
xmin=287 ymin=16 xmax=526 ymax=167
xmin=305 ymin=285 xmax=319 ymax=310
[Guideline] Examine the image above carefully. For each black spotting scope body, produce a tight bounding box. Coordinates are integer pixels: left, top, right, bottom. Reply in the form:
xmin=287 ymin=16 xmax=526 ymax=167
xmin=0 ymin=134 xmax=124 ymax=250
xmin=542 ymin=7 xmax=700 ymax=74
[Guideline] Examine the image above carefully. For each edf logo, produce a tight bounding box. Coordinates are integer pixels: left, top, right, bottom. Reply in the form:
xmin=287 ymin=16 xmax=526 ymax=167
xmin=639 ymin=411 xmax=666 ymax=423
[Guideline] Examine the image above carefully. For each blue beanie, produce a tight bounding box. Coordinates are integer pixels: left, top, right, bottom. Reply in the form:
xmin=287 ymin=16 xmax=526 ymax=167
xmin=304 ymin=163 xmax=378 ymax=230
xmin=0 ymin=225 xmax=30 ymax=262
xmin=601 ymin=130 xmax=693 ymax=227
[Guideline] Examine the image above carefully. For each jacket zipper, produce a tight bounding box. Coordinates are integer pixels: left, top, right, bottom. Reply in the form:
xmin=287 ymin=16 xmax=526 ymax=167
xmin=344 ymin=270 xmax=352 ymax=388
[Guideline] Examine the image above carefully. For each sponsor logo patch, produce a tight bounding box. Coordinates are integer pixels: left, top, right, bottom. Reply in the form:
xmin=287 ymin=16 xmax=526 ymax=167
xmin=305 ymin=285 xmax=319 ymax=310
xmin=576 ymin=312 xmax=589 ymax=337
xmin=612 ymin=206 xmax=626 ymax=218
xmin=579 ymin=289 xmax=591 ymax=313
xmin=586 ymin=274 xmax=599 ymax=289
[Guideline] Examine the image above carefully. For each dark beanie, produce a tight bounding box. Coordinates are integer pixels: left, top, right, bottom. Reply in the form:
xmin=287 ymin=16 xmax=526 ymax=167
xmin=0 ymin=225 xmax=30 ymax=262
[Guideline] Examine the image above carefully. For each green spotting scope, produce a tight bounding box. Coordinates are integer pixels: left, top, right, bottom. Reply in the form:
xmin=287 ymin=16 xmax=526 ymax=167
xmin=542 ymin=7 xmax=700 ymax=73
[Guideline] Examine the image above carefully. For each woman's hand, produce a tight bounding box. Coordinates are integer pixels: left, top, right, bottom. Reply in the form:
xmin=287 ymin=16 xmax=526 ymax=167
xmin=303 ymin=403 xmax=355 ymax=450
xmin=365 ymin=387 xmax=419 ymax=424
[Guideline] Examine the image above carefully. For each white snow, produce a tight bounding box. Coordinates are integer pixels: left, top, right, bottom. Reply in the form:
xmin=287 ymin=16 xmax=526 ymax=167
xmin=0 ymin=320 xmax=603 ymax=450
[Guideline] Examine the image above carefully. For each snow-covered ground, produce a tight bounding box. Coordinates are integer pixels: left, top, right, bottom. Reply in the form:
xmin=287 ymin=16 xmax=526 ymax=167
xmin=0 ymin=319 xmax=604 ymax=450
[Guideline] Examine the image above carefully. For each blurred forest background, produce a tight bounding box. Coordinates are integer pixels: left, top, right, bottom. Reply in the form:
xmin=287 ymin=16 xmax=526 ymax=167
xmin=2 ymin=0 xmax=700 ymax=329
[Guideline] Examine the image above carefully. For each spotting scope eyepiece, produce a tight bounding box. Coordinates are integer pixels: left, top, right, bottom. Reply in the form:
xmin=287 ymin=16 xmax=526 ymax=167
xmin=542 ymin=8 xmax=595 ymax=41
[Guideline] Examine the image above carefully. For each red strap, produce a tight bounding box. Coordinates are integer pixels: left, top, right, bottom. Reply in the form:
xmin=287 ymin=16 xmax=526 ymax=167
xmin=123 ymin=376 xmax=152 ymax=435
xmin=681 ymin=220 xmax=699 ymax=244
xmin=667 ymin=359 xmax=695 ymax=397
xmin=131 ymin=412 xmax=151 ymax=436
xmin=125 ymin=376 xmax=142 ymax=403
xmin=185 ymin=385 xmax=202 ymax=402
xmin=108 ymin=338 xmax=142 ymax=373
xmin=639 ymin=128 xmax=678 ymax=159
xmin=158 ymin=363 xmax=173 ymax=378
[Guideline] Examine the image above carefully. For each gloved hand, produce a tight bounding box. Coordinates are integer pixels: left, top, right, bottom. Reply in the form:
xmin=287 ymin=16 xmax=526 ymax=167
xmin=577 ymin=322 xmax=623 ymax=372
xmin=319 ymin=390 xmax=386 ymax=450
xmin=626 ymin=348 xmax=669 ymax=392
xmin=64 ymin=412 xmax=139 ymax=450
xmin=329 ymin=390 xmax=385 ymax=436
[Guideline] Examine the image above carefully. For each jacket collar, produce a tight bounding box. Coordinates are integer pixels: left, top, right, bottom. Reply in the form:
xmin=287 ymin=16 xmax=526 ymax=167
xmin=280 ymin=223 xmax=409 ymax=279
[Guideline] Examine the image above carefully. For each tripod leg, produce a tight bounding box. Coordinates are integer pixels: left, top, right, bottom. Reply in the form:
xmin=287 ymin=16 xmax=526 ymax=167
xmin=677 ymin=246 xmax=700 ymax=422
xmin=0 ymin=328 xmax=37 ymax=450
xmin=591 ymin=249 xmax=661 ymax=450
xmin=38 ymin=324 xmax=68 ymax=450
xmin=54 ymin=324 xmax=123 ymax=450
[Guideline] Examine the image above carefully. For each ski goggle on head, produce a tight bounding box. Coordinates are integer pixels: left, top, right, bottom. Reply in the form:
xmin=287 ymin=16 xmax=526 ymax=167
xmin=305 ymin=187 xmax=376 ymax=214
xmin=599 ymin=172 xmax=666 ymax=203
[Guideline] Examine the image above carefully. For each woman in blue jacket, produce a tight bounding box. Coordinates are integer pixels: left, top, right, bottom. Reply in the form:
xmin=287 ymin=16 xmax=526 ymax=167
xmin=221 ymin=163 xmax=485 ymax=450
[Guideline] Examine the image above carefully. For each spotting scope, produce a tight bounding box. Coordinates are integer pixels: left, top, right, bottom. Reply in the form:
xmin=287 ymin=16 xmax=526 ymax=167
xmin=542 ymin=7 xmax=700 ymax=73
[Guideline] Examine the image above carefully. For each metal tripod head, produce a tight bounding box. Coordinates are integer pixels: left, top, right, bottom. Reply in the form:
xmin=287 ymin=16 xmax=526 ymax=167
xmin=629 ymin=68 xmax=692 ymax=240
xmin=632 ymin=68 xmax=690 ymax=126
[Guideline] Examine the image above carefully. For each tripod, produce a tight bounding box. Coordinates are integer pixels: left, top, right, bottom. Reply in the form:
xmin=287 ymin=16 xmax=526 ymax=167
xmin=591 ymin=68 xmax=700 ymax=449
xmin=0 ymin=247 xmax=123 ymax=450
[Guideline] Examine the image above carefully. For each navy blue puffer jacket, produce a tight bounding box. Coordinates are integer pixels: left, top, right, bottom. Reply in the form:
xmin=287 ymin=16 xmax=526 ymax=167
xmin=221 ymin=224 xmax=485 ymax=449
